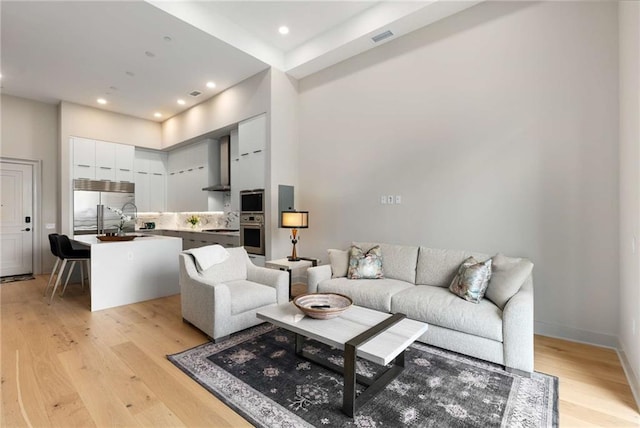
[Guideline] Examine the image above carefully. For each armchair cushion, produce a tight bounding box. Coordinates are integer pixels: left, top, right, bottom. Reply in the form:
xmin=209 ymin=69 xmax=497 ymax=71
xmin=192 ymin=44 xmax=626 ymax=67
xmin=227 ymin=279 xmax=277 ymax=315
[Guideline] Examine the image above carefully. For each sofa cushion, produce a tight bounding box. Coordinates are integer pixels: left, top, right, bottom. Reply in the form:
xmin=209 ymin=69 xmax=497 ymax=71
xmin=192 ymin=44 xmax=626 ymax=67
xmin=416 ymin=247 xmax=489 ymax=287
xmin=348 ymin=245 xmax=384 ymax=279
xmin=227 ymin=279 xmax=277 ymax=315
xmin=485 ymin=254 xmax=533 ymax=309
xmin=354 ymin=242 xmax=419 ymax=284
xmin=449 ymin=256 xmax=493 ymax=303
xmin=200 ymin=247 xmax=248 ymax=283
xmin=391 ymin=285 xmax=503 ymax=341
xmin=328 ymin=249 xmax=349 ymax=278
xmin=317 ymin=277 xmax=414 ymax=313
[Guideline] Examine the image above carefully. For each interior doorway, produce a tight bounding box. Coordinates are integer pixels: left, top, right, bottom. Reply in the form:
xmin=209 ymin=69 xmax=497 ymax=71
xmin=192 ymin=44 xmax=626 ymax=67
xmin=0 ymin=161 xmax=34 ymax=276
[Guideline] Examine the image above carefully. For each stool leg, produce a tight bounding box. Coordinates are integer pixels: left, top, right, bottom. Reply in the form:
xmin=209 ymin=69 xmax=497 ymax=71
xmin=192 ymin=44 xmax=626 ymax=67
xmin=43 ymin=258 xmax=60 ymax=297
xmin=49 ymin=259 xmax=67 ymax=305
xmin=80 ymin=261 xmax=85 ymax=289
xmin=61 ymin=261 xmax=77 ymax=296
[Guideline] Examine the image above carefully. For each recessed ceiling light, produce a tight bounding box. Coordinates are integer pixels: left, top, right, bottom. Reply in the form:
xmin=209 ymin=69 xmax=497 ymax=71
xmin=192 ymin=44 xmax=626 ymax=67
xmin=154 ymin=112 xmax=162 ymax=118
xmin=125 ymin=71 xmax=135 ymax=77
xmin=145 ymin=51 xmax=156 ymax=58
xmin=97 ymin=98 xmax=107 ymax=105
xmin=206 ymin=81 xmax=216 ymax=89
xmin=278 ymin=26 xmax=289 ymax=35
xmin=177 ymin=99 xmax=186 ymax=105
xmin=163 ymin=36 xmax=172 ymax=42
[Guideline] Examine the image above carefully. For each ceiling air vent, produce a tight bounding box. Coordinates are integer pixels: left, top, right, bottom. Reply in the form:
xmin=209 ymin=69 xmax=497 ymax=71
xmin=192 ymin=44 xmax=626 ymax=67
xmin=189 ymin=90 xmax=202 ymax=97
xmin=371 ymin=30 xmax=394 ymax=43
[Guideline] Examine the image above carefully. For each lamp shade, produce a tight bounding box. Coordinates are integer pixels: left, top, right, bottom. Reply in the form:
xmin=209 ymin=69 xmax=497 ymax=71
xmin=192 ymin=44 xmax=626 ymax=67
xmin=281 ymin=211 xmax=309 ymax=228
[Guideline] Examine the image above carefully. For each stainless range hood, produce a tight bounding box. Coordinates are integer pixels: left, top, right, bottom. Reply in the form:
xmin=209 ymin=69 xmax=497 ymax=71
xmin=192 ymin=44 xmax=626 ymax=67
xmin=202 ymin=135 xmax=231 ymax=191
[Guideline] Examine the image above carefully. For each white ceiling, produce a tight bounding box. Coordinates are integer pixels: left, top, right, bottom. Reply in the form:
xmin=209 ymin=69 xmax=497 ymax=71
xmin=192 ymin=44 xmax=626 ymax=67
xmin=0 ymin=1 xmax=480 ymax=122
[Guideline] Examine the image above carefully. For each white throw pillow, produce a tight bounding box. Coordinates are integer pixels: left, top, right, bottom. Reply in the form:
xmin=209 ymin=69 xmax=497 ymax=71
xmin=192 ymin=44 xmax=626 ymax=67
xmin=485 ymin=253 xmax=533 ymax=309
xmin=328 ymin=249 xmax=349 ymax=278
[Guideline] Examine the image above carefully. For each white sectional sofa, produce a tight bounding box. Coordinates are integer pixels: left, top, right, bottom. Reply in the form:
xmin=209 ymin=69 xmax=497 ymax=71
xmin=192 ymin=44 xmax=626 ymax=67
xmin=307 ymin=242 xmax=534 ymax=374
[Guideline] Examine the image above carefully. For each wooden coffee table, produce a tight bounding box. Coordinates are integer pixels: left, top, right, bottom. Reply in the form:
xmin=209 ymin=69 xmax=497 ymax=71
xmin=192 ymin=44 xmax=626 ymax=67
xmin=257 ymin=303 xmax=428 ymax=417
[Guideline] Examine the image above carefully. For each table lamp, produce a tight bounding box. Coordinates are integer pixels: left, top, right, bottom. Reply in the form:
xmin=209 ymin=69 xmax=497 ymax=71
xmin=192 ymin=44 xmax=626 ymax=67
xmin=281 ymin=210 xmax=309 ymax=261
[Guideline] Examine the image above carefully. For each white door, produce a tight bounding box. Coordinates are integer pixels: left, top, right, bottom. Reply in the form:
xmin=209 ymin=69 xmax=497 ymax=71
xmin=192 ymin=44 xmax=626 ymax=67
xmin=0 ymin=162 xmax=33 ymax=276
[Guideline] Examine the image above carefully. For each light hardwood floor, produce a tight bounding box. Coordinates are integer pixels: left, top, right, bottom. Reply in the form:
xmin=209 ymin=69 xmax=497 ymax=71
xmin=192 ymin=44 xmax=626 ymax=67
xmin=2 ymin=276 xmax=638 ymax=427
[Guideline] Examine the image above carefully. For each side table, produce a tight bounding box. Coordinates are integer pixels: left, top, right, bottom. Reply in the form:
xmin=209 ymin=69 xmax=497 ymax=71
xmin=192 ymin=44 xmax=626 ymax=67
xmin=265 ymin=257 xmax=319 ymax=299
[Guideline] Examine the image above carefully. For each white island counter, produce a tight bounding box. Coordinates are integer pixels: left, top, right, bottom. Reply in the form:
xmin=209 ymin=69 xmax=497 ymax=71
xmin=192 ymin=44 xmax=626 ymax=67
xmin=73 ymin=234 xmax=182 ymax=311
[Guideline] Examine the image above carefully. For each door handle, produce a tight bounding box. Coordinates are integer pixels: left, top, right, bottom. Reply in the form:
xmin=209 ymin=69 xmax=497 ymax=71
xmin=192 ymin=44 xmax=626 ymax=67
xmin=22 ymin=228 xmax=31 ymax=232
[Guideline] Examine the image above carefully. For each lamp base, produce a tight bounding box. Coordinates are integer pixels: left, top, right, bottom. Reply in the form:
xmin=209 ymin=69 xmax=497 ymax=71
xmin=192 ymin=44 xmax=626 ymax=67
xmin=287 ymin=256 xmax=301 ymax=262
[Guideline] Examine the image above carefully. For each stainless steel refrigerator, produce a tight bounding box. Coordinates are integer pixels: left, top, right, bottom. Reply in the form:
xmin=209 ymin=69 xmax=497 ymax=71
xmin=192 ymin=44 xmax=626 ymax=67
xmin=73 ymin=179 xmax=135 ymax=235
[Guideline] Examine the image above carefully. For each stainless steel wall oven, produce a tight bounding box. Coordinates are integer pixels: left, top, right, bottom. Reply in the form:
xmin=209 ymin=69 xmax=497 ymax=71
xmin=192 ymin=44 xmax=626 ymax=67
xmin=240 ymin=213 xmax=265 ymax=255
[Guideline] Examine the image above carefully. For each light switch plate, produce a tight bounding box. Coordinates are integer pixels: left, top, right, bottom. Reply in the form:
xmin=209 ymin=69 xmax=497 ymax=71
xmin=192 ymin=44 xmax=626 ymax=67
xmin=45 ymin=223 xmax=56 ymax=229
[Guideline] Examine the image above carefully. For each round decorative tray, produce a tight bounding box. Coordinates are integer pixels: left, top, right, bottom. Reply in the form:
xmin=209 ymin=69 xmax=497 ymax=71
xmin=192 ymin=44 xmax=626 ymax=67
xmin=293 ymin=293 xmax=353 ymax=320
xmin=97 ymin=235 xmax=135 ymax=242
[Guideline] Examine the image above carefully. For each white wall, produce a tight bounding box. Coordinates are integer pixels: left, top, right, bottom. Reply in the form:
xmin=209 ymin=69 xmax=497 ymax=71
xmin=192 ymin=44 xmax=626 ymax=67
xmin=619 ymin=0 xmax=640 ymax=406
xmin=1 ymin=94 xmax=59 ymax=273
xmin=268 ymin=69 xmax=301 ymax=259
xmin=162 ymin=70 xmax=270 ymax=148
xmin=298 ymin=1 xmax=619 ymax=346
xmin=59 ymin=101 xmax=162 ymax=234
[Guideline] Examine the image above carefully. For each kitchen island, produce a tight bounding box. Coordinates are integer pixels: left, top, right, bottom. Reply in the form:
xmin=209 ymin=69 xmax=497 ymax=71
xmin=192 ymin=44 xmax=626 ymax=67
xmin=73 ymin=234 xmax=182 ymax=311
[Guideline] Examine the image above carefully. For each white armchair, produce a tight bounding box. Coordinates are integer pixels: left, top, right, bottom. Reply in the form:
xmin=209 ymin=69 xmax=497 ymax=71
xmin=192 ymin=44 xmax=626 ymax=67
xmin=179 ymin=246 xmax=288 ymax=342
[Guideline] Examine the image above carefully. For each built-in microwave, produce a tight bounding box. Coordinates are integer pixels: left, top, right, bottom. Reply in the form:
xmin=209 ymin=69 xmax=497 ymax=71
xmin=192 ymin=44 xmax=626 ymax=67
xmin=240 ymin=189 xmax=264 ymax=213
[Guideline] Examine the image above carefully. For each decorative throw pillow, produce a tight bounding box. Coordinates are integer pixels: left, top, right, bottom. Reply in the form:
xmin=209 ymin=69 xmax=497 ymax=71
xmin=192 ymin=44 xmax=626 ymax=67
xmin=348 ymin=245 xmax=384 ymax=279
xmin=327 ymin=249 xmax=349 ymax=278
xmin=449 ymin=256 xmax=492 ymax=303
xmin=485 ymin=253 xmax=534 ymax=309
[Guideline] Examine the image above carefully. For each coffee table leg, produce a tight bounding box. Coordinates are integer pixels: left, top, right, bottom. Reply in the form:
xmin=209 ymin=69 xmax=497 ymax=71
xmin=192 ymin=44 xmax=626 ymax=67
xmin=343 ymin=343 xmax=357 ymax=417
xmin=295 ymin=333 xmax=304 ymax=355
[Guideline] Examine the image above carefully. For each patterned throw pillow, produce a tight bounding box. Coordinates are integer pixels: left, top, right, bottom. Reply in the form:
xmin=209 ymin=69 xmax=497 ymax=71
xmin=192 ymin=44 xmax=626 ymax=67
xmin=449 ymin=256 xmax=492 ymax=303
xmin=347 ymin=245 xmax=384 ymax=279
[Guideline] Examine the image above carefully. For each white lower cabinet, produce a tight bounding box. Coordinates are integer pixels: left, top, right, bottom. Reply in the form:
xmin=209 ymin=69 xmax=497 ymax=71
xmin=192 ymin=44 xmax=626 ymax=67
xmin=247 ymin=254 xmax=266 ymax=267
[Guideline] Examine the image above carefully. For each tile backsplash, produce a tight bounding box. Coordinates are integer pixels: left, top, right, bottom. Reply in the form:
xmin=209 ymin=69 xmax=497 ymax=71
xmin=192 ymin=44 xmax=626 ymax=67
xmin=136 ymin=211 xmax=239 ymax=230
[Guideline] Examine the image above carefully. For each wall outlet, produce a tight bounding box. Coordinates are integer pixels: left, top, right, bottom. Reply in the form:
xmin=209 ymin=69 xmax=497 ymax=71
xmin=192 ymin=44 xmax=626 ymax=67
xmin=395 ymin=195 xmax=402 ymax=204
xmin=380 ymin=195 xmax=387 ymax=205
xmin=387 ymin=195 xmax=394 ymax=205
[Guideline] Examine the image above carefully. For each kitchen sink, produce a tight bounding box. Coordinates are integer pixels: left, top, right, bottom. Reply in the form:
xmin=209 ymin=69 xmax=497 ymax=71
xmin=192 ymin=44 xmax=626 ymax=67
xmin=202 ymin=229 xmax=239 ymax=232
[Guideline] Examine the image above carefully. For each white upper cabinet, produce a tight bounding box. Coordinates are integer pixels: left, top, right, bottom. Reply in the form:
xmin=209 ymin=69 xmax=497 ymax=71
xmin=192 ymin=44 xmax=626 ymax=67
xmin=237 ymin=113 xmax=266 ymax=193
xmin=94 ymin=140 xmax=116 ymax=181
xmin=72 ymin=138 xmax=136 ymax=183
xmin=134 ymin=148 xmax=167 ymax=212
xmin=72 ymin=137 xmax=96 ymax=180
xmin=166 ymin=141 xmax=209 ymax=212
xmin=115 ymin=144 xmax=134 ymax=182
xmin=238 ymin=114 xmax=266 ymax=156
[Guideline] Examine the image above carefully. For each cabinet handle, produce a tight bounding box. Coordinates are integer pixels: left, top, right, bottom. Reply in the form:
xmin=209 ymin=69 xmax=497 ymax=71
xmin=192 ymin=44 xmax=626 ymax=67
xmin=77 ymin=164 xmax=91 ymax=168
xmin=152 ymin=173 xmax=163 ymax=176
xmin=119 ymin=168 xmax=130 ymax=172
xmin=99 ymin=166 xmax=112 ymax=170
xmin=198 ymin=166 xmax=204 ymax=169
xmin=138 ymin=171 xmax=148 ymax=175
xmin=179 ymin=170 xmax=185 ymax=174
xmin=241 ymin=153 xmax=249 ymax=156
xmin=169 ymin=172 xmax=175 ymax=175
xmin=253 ymin=150 xmax=262 ymax=154
xmin=188 ymin=168 xmax=193 ymax=172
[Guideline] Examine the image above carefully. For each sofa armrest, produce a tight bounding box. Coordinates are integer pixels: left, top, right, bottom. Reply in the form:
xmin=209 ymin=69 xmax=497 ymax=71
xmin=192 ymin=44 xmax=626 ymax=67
xmin=502 ymin=275 xmax=534 ymax=373
xmin=307 ymin=265 xmax=332 ymax=293
xmin=246 ymin=264 xmax=289 ymax=303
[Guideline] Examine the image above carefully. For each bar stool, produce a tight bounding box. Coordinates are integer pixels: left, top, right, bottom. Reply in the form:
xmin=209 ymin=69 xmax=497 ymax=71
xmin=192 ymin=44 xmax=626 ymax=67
xmin=43 ymin=233 xmax=61 ymax=298
xmin=48 ymin=234 xmax=91 ymax=304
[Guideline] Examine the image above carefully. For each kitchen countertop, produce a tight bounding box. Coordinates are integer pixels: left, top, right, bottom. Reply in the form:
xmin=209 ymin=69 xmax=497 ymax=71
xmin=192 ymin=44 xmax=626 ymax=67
xmin=138 ymin=228 xmax=240 ymax=236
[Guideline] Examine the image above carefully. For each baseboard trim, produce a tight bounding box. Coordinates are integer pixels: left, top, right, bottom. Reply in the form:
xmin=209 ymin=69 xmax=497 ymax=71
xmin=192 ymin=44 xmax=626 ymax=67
xmin=617 ymin=346 xmax=640 ymax=413
xmin=534 ymin=321 xmax=618 ymax=349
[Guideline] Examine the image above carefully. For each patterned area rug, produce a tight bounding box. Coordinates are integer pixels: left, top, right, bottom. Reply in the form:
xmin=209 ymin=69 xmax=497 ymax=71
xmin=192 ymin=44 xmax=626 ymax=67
xmin=168 ymin=324 xmax=558 ymax=427
xmin=1 ymin=274 xmax=35 ymax=284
